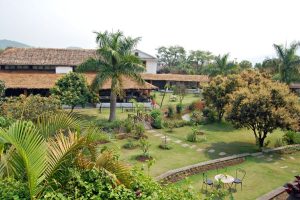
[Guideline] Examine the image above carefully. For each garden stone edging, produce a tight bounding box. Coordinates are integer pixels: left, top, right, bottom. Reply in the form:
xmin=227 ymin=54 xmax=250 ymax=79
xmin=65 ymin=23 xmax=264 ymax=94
xmin=156 ymin=144 xmax=300 ymax=184
xmin=156 ymin=153 xmax=249 ymax=184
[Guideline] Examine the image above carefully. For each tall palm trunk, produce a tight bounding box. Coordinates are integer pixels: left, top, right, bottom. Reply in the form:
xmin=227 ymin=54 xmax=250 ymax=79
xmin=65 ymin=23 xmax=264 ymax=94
xmin=109 ymin=91 xmax=117 ymax=121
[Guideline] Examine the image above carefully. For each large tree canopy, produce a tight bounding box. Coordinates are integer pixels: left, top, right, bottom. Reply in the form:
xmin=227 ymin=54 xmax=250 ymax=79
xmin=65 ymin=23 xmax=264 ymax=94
xmin=156 ymin=46 xmax=186 ymax=67
xmin=226 ymin=70 xmax=300 ymax=149
xmin=77 ymin=30 xmax=145 ymax=121
xmin=202 ymin=74 xmax=239 ymax=122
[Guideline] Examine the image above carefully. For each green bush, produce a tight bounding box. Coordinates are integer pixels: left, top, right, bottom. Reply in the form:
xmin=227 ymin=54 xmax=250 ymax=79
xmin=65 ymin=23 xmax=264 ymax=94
xmin=1 ymin=95 xmax=61 ymax=122
xmin=167 ymin=105 xmax=175 ymax=118
xmin=159 ymin=143 xmax=172 ymax=150
xmin=163 ymin=120 xmax=175 ymax=132
xmin=150 ymin=109 xmax=163 ymax=129
xmin=43 ymin=168 xmax=136 ymax=199
xmin=0 ymin=116 xmax=12 ymax=128
xmin=139 ymin=138 xmax=151 ymax=158
xmin=96 ymin=119 xmax=123 ymax=133
xmin=283 ymin=131 xmax=300 ymax=145
xmin=176 ymin=103 xmax=184 ymax=114
xmin=187 ymin=132 xmax=197 ymax=142
xmin=274 ymin=138 xmax=285 ymax=147
xmin=202 ymin=108 xmax=216 ymax=123
xmin=0 ymin=178 xmax=30 ymax=200
xmin=123 ymin=118 xmax=134 ymax=133
xmin=134 ymin=122 xmax=145 ymax=139
xmin=123 ymin=139 xmax=138 ymax=149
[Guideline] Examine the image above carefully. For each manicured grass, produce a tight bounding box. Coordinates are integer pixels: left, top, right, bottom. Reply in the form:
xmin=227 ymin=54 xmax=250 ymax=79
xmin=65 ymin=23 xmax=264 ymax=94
xmin=96 ymin=121 xmax=284 ymax=177
xmin=174 ymin=151 xmax=300 ymax=200
xmin=74 ymin=107 xmax=130 ymax=121
xmin=151 ymin=91 xmax=201 ymax=109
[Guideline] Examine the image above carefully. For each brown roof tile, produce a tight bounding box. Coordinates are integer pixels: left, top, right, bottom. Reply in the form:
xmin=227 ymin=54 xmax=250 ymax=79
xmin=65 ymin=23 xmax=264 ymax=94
xmin=0 ymin=71 xmax=157 ymax=90
xmin=0 ymin=48 xmax=97 ymax=66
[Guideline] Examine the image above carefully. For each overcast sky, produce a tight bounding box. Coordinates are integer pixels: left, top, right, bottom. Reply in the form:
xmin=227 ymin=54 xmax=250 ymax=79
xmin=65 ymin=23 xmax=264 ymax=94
xmin=0 ymin=0 xmax=300 ymax=63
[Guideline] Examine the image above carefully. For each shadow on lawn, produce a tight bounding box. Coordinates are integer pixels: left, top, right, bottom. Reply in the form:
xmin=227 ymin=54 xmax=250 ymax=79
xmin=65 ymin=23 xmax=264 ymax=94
xmin=200 ymin=121 xmax=237 ymax=133
xmin=203 ymin=141 xmax=260 ymax=160
xmin=203 ymin=141 xmax=282 ymax=164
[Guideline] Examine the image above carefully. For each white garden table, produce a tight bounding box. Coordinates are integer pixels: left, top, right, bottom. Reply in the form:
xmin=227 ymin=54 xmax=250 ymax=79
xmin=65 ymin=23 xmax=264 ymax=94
xmin=215 ymin=174 xmax=234 ymax=189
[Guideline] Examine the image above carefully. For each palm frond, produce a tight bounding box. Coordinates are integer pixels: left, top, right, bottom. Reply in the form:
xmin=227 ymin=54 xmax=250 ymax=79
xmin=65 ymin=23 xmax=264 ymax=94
xmin=45 ymin=131 xmax=86 ymax=179
xmin=94 ymin=150 xmax=132 ymax=187
xmin=0 ymin=121 xmax=47 ymax=198
xmin=36 ymin=112 xmax=86 ymax=138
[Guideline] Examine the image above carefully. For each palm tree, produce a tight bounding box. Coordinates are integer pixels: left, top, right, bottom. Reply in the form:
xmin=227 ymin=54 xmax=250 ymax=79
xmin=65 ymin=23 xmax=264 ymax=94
xmin=0 ymin=112 xmax=131 ymax=199
xmin=78 ymin=31 xmax=146 ymax=121
xmin=204 ymin=53 xmax=237 ymax=76
xmin=273 ymin=42 xmax=300 ymax=84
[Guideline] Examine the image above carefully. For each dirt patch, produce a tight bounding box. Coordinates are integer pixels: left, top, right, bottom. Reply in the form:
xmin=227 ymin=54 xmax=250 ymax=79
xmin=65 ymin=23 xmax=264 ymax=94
xmin=136 ymin=155 xmax=153 ymax=162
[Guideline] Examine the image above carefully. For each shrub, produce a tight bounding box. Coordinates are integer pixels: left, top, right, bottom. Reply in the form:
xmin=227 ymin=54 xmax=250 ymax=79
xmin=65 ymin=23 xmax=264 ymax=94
xmin=163 ymin=120 xmax=175 ymax=132
xmin=96 ymin=119 xmax=123 ymax=133
xmin=139 ymin=138 xmax=151 ymax=158
xmin=123 ymin=118 xmax=134 ymax=133
xmin=43 ymin=168 xmax=137 ymax=199
xmin=159 ymin=143 xmax=172 ymax=150
xmin=188 ymin=100 xmax=205 ymax=111
xmin=274 ymin=138 xmax=285 ymax=147
xmin=0 ymin=178 xmax=30 ymax=200
xmin=283 ymin=131 xmax=300 ymax=145
xmin=202 ymin=107 xmax=216 ymax=123
xmin=176 ymin=103 xmax=183 ymax=114
xmin=150 ymin=109 xmax=163 ymax=129
xmin=186 ymin=126 xmax=201 ymax=142
xmin=190 ymin=111 xmax=204 ymax=125
xmin=134 ymin=122 xmax=145 ymax=139
xmin=167 ymin=105 xmax=175 ymax=118
xmin=1 ymin=95 xmax=61 ymax=122
xmin=123 ymin=139 xmax=138 ymax=149
xmin=0 ymin=116 xmax=12 ymax=128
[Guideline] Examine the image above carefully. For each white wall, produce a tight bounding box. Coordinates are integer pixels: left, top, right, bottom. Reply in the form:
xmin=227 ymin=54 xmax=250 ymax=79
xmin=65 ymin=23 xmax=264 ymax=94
xmin=145 ymin=60 xmax=157 ymax=74
xmin=55 ymin=66 xmax=73 ymax=74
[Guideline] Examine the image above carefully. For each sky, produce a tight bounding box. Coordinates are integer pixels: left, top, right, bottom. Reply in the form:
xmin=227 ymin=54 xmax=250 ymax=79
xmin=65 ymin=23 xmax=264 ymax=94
xmin=0 ymin=0 xmax=300 ymax=63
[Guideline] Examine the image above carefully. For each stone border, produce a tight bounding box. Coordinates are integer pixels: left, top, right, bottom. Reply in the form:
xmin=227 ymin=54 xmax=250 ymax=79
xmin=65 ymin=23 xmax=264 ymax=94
xmin=156 ymin=144 xmax=300 ymax=184
xmin=156 ymin=153 xmax=249 ymax=183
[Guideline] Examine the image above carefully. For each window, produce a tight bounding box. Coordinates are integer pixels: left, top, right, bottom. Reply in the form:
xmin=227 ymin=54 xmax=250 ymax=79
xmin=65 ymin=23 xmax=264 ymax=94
xmin=135 ymin=52 xmax=139 ymax=56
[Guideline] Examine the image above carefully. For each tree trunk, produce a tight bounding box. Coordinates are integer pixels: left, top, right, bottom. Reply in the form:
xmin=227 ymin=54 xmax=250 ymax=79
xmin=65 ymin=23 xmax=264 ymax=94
xmin=258 ymin=137 xmax=265 ymax=150
xmin=160 ymin=91 xmax=166 ymax=108
xmin=109 ymin=91 xmax=117 ymax=121
xmin=217 ymin=110 xmax=223 ymax=122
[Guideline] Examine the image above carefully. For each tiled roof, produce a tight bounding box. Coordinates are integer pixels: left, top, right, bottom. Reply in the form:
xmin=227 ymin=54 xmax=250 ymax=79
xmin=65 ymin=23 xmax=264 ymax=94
xmin=0 ymin=71 xmax=157 ymax=90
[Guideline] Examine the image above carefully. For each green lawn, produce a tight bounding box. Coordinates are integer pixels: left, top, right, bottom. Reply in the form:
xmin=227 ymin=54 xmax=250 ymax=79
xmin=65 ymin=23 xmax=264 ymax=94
xmin=151 ymin=91 xmax=201 ymax=109
xmin=174 ymin=151 xmax=300 ymax=200
xmin=93 ymin=121 xmax=284 ymax=176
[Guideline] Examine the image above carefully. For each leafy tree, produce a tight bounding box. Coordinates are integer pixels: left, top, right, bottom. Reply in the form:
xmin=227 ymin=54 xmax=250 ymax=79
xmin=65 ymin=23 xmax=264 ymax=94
xmin=156 ymin=46 xmax=186 ymax=67
xmin=188 ymin=50 xmax=214 ymax=72
xmin=239 ymin=60 xmax=252 ymax=69
xmin=0 ymin=80 xmax=5 ymax=97
xmin=272 ymin=42 xmax=300 ymax=83
xmin=226 ymin=71 xmax=300 ymax=149
xmin=51 ymin=72 xmax=90 ymax=112
xmin=202 ymin=75 xmax=238 ymax=122
xmin=78 ymin=30 xmax=145 ymax=121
